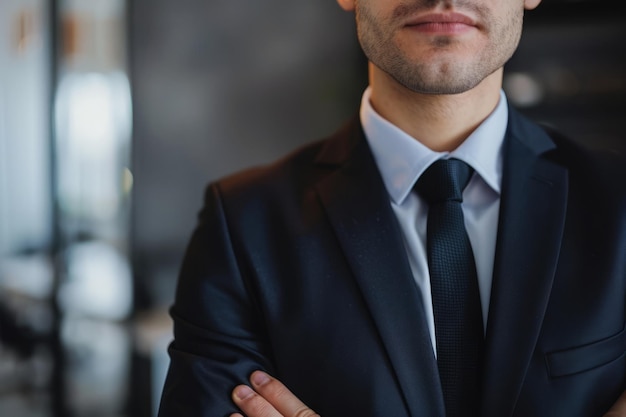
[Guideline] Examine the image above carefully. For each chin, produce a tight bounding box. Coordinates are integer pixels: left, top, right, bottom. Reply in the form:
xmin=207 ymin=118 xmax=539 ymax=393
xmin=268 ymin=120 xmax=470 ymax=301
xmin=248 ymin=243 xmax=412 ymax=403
xmin=393 ymin=66 xmax=489 ymax=95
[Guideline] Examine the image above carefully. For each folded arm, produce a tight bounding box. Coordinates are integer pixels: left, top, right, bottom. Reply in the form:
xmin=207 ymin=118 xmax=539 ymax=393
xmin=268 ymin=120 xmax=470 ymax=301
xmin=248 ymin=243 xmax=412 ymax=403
xmin=230 ymin=372 xmax=626 ymax=417
xmin=158 ymin=185 xmax=274 ymax=417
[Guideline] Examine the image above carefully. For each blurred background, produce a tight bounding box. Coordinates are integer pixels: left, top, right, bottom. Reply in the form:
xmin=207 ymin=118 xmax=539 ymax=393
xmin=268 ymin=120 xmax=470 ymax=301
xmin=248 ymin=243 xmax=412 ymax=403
xmin=0 ymin=0 xmax=624 ymax=416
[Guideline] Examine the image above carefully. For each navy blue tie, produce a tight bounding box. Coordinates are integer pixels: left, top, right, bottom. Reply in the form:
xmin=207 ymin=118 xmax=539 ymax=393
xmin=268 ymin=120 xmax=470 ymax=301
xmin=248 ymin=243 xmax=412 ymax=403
xmin=416 ymin=158 xmax=484 ymax=417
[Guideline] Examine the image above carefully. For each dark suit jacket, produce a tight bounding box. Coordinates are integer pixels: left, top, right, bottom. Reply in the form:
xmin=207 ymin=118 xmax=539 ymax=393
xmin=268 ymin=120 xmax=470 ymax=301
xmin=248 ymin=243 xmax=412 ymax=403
xmin=158 ymin=107 xmax=626 ymax=417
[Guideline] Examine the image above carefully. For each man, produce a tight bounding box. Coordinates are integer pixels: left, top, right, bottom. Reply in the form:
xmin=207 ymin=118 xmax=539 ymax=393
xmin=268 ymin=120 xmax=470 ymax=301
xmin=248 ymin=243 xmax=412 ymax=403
xmin=158 ymin=0 xmax=626 ymax=416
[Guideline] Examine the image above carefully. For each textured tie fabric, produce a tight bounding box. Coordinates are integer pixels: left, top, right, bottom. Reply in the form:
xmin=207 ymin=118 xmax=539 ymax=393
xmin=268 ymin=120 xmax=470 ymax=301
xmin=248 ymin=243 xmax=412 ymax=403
xmin=415 ymin=158 xmax=484 ymax=417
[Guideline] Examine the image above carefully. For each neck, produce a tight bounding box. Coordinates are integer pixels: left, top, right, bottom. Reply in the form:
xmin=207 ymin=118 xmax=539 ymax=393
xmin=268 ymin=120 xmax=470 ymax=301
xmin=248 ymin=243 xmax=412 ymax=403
xmin=368 ymin=63 xmax=504 ymax=152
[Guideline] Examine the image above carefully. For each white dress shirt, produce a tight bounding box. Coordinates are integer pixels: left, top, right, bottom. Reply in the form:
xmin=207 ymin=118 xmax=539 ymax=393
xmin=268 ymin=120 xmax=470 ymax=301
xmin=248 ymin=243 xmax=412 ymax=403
xmin=360 ymin=87 xmax=509 ymax=355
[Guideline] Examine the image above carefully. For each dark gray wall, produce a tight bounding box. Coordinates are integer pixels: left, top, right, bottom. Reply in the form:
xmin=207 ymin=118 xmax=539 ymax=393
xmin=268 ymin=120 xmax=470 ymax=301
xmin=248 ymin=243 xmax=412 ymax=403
xmin=506 ymin=10 xmax=626 ymax=152
xmin=130 ymin=1 xmax=366 ymax=305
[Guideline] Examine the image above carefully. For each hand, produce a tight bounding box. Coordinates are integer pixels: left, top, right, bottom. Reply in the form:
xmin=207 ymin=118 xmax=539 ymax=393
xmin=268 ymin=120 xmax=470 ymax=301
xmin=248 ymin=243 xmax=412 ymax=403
xmin=231 ymin=371 xmax=320 ymax=417
xmin=605 ymin=390 xmax=626 ymax=416
xmin=231 ymin=373 xmax=626 ymax=417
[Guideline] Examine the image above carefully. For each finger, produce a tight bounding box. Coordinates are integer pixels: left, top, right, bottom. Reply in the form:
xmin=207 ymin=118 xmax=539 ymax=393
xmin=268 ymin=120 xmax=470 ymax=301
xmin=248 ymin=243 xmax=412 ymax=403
xmin=232 ymin=384 xmax=282 ymax=417
xmin=605 ymin=390 xmax=626 ymax=417
xmin=249 ymin=371 xmax=320 ymax=417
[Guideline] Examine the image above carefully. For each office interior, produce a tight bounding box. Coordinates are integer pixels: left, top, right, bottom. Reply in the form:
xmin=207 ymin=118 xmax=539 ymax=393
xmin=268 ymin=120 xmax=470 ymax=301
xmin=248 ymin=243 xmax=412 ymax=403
xmin=0 ymin=0 xmax=624 ymax=416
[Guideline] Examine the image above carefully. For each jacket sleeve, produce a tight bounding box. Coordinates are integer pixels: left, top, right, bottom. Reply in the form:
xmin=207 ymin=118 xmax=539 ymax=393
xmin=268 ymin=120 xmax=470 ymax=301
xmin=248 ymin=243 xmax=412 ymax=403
xmin=157 ymin=183 xmax=274 ymax=417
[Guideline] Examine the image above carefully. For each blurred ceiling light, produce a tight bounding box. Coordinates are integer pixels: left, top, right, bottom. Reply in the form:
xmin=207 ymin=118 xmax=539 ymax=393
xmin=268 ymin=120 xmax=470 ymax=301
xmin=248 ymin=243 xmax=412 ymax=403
xmin=58 ymin=241 xmax=132 ymax=320
xmin=60 ymin=72 xmax=131 ymax=156
xmin=544 ymin=66 xmax=581 ymax=97
xmin=15 ymin=9 xmax=36 ymax=54
xmin=122 ymin=167 xmax=133 ymax=196
xmin=54 ymin=71 xmax=131 ymax=220
xmin=0 ymin=254 xmax=54 ymax=300
xmin=503 ymin=72 xmax=545 ymax=108
xmin=62 ymin=14 xmax=80 ymax=58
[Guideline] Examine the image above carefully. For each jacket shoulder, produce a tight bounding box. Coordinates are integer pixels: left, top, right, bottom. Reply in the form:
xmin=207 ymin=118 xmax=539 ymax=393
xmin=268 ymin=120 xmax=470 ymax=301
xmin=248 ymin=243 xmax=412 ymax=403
xmin=204 ymin=116 xmax=361 ymax=211
xmin=545 ymin=126 xmax=625 ymax=181
xmin=543 ymin=126 xmax=626 ymax=211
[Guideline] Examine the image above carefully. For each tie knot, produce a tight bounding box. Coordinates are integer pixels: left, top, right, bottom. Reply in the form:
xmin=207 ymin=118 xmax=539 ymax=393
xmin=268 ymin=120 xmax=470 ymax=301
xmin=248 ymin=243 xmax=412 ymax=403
xmin=415 ymin=158 xmax=474 ymax=204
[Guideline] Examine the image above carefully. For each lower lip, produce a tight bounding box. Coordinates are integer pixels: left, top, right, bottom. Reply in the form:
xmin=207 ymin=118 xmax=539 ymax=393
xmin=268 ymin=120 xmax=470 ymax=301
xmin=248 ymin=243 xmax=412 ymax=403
xmin=408 ymin=22 xmax=475 ymax=35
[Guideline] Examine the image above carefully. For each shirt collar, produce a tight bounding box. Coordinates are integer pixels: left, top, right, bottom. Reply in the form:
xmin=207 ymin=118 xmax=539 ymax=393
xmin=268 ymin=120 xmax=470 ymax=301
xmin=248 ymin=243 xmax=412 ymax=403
xmin=360 ymin=87 xmax=508 ymax=205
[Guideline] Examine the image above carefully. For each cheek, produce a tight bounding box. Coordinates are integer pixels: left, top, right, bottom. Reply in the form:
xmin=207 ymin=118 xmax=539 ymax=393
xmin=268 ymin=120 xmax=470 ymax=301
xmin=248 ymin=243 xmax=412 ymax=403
xmin=356 ymin=7 xmax=393 ymax=47
xmin=490 ymin=5 xmax=524 ymax=46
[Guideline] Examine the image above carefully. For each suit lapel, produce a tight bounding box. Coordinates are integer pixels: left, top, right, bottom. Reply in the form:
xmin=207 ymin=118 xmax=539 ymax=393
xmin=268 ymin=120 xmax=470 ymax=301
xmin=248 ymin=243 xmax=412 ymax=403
xmin=313 ymin=110 xmax=568 ymax=416
xmin=315 ymin=119 xmax=445 ymax=417
xmin=482 ymin=109 xmax=569 ymax=417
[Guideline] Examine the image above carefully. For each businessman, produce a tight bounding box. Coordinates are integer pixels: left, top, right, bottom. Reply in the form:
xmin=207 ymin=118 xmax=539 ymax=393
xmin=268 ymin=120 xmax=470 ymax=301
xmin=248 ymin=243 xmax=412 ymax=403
xmin=158 ymin=0 xmax=626 ymax=416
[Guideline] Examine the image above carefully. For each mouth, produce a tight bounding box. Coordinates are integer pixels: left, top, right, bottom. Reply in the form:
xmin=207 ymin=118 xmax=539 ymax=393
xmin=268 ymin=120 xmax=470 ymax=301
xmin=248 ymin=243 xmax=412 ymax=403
xmin=405 ymin=12 xmax=478 ymax=35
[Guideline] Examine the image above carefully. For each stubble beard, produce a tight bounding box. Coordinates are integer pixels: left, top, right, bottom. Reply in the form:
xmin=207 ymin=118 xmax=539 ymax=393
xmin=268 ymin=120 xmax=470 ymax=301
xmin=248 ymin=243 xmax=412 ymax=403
xmin=355 ymin=0 xmax=524 ymax=95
